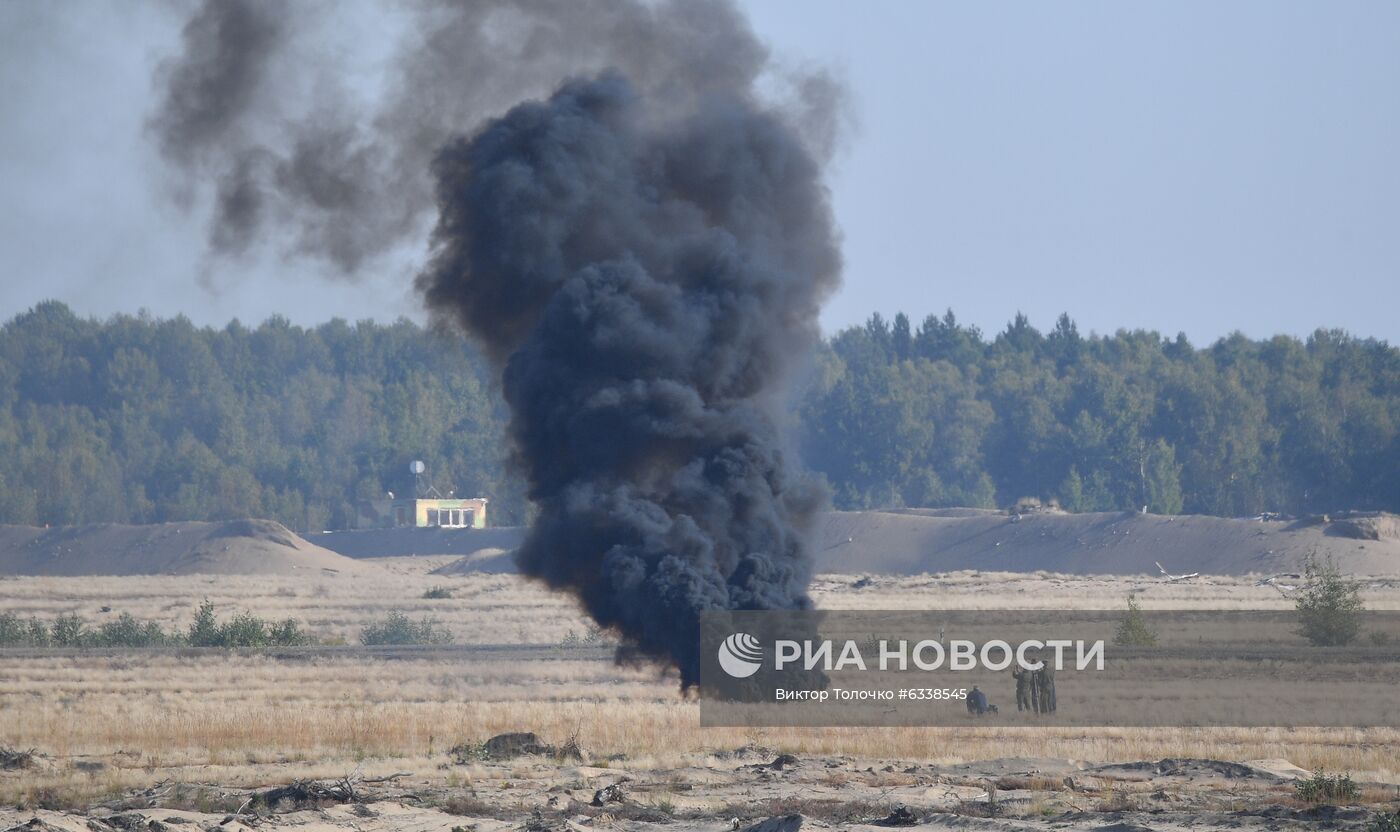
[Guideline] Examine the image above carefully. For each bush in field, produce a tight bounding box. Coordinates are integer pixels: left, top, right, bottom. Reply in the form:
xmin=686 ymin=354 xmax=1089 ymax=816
xmin=50 ymin=614 xmax=87 ymax=647
xmin=0 ymin=601 xmax=314 ymax=650
xmin=185 ymin=599 xmax=311 ymax=647
xmin=1113 ymin=594 xmax=1157 ymax=647
xmin=1 ymin=610 xmax=172 ymax=648
xmin=268 ymin=618 xmax=312 ymax=646
xmin=224 ymin=611 xmax=281 ymax=647
xmin=1369 ymin=810 xmax=1400 ymax=832
xmin=560 ymin=625 xmax=610 ymax=647
xmin=217 ymin=612 xmax=309 ymax=647
xmin=0 ymin=613 xmax=25 ymax=646
xmin=221 ymin=611 xmax=271 ymax=647
xmin=97 ymin=613 xmax=171 ymax=647
xmin=1295 ymin=770 xmax=1358 ymax=804
xmin=361 ymin=611 xmax=454 ymax=646
xmin=25 ymin=617 xmax=50 ymax=647
xmin=188 ymin=599 xmax=221 ymax=647
xmin=422 ymin=586 xmax=453 ymax=599
xmin=1295 ymin=556 xmax=1364 ymax=647
xmin=0 ymin=613 xmax=51 ymax=647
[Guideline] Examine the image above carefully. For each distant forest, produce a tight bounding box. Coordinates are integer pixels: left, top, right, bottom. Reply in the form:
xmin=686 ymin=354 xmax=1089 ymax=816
xmin=1 ymin=301 xmax=1396 ymax=531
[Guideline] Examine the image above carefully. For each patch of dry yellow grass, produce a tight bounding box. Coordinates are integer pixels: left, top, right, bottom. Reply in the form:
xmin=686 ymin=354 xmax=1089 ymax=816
xmin=2 ymin=568 xmax=1398 ymax=801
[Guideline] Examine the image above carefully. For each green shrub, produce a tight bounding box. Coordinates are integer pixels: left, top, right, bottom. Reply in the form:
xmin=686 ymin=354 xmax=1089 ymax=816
xmin=0 ymin=613 xmax=65 ymax=647
xmin=560 ymin=625 xmax=609 ymax=647
xmin=0 ymin=613 xmax=55 ymax=648
xmin=188 ymin=599 xmax=220 ymax=646
xmin=422 ymin=586 xmax=453 ymax=599
xmin=0 ymin=602 xmax=312 ymax=650
xmin=186 ymin=600 xmax=311 ymax=647
xmin=96 ymin=613 xmax=170 ymax=647
xmin=1294 ymin=770 xmax=1358 ymax=804
xmin=25 ymin=617 xmax=49 ymax=647
xmin=1295 ymin=556 xmax=1364 ymax=646
xmin=1113 ymin=594 xmax=1157 ymax=647
xmin=218 ymin=611 xmax=269 ymax=647
xmin=50 ymin=614 xmax=87 ymax=647
xmin=0 ymin=613 xmax=25 ymax=646
xmin=361 ymin=611 xmax=454 ymax=646
xmin=1369 ymin=810 xmax=1400 ymax=832
xmin=269 ymin=618 xmax=312 ymax=646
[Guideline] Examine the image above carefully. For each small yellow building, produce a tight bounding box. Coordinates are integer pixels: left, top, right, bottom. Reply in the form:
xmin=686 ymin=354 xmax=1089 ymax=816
xmin=355 ymin=497 xmax=488 ymax=530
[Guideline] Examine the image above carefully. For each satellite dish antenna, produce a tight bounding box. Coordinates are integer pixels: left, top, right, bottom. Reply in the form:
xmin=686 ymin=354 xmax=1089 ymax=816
xmin=409 ymin=460 xmax=437 ymax=499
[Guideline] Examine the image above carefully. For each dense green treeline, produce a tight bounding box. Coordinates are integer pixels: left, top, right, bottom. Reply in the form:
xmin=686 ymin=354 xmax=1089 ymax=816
xmin=801 ymin=311 xmax=1399 ymax=516
xmin=0 ymin=301 xmax=521 ymax=530
xmin=0 ymin=301 xmax=1396 ymax=531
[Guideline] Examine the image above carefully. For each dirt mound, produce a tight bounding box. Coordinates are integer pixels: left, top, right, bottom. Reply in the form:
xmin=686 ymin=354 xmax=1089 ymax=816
xmin=1326 ymin=513 xmax=1400 ymax=542
xmin=816 ymin=510 xmax=1400 ymax=576
xmin=401 ymin=509 xmax=1400 ymax=577
xmin=159 ymin=508 xmax=1400 ymax=579
xmin=0 ymin=520 xmax=373 ymax=577
xmin=208 ymin=518 xmax=304 ymax=548
xmin=431 ymin=548 xmax=517 ymax=575
xmin=1087 ymin=759 xmax=1283 ymax=783
xmin=309 ymin=526 xmax=526 ymax=559
xmin=741 ymin=817 xmax=803 ymax=832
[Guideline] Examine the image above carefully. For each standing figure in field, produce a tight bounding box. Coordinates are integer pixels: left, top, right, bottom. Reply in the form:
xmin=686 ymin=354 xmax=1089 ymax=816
xmin=1035 ymin=664 xmax=1056 ymax=714
xmin=1012 ymin=666 xmax=1035 ymax=712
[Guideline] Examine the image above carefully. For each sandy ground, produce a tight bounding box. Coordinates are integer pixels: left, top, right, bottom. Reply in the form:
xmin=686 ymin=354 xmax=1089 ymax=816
xmin=4 ymin=525 xmax=1399 ymax=831
xmin=813 ymin=509 xmax=1400 ymax=576
xmin=389 ymin=510 xmax=1400 ymax=578
xmin=4 ymin=509 xmax=1398 ymax=579
xmin=0 ymin=520 xmax=368 ymax=577
xmin=3 ymin=748 xmax=1397 ymax=832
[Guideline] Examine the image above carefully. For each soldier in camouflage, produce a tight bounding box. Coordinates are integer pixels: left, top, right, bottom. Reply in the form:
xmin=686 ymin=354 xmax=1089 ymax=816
xmin=1035 ymin=663 xmax=1056 ymax=714
xmin=1012 ymin=666 xmax=1035 ymax=712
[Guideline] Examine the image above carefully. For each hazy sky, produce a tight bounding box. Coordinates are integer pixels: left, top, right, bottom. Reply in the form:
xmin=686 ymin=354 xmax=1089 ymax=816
xmin=1 ymin=2 xmax=1397 ymax=343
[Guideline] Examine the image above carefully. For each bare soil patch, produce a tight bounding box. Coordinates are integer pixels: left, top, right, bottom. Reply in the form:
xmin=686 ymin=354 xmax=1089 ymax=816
xmin=816 ymin=509 xmax=1400 ymax=575
xmin=0 ymin=520 xmax=371 ymax=577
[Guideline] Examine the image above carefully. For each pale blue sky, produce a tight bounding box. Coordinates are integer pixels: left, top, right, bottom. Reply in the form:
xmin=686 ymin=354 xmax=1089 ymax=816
xmin=1 ymin=2 xmax=1397 ymax=343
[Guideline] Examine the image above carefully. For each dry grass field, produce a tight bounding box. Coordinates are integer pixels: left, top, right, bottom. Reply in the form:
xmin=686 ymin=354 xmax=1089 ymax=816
xmin=3 ymin=563 xmax=1400 ymax=818
xmin=8 ymin=564 xmax=1397 ymax=644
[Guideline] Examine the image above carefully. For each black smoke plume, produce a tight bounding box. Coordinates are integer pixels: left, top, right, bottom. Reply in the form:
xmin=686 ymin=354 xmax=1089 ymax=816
xmin=149 ymin=0 xmax=843 ymax=277
xmin=150 ymin=0 xmax=844 ymax=684
xmin=419 ymin=71 xmax=840 ymax=684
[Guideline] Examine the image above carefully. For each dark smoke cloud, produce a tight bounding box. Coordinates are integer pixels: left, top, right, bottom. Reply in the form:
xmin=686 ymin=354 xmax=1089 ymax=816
xmin=150 ymin=1 xmax=283 ymax=172
xmin=418 ymin=71 xmax=840 ymax=685
xmin=152 ymin=0 xmax=844 ymax=684
xmin=149 ymin=0 xmax=844 ymax=276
